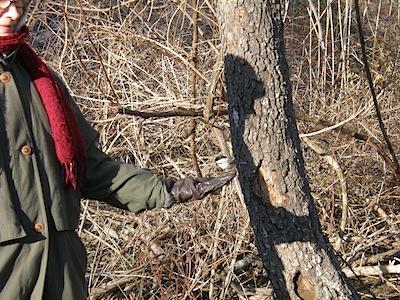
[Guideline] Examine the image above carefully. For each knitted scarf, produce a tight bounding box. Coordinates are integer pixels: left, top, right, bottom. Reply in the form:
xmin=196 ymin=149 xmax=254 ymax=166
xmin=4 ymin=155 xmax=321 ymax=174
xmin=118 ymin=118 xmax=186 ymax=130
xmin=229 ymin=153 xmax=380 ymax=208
xmin=0 ymin=26 xmax=86 ymax=190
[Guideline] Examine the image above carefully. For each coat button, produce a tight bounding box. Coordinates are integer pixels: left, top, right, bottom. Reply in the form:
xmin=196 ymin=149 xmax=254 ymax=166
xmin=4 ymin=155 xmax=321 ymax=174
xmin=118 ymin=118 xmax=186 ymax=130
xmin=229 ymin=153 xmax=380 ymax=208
xmin=0 ymin=72 xmax=11 ymax=83
xmin=21 ymin=145 xmax=33 ymax=156
xmin=34 ymin=222 xmax=44 ymax=233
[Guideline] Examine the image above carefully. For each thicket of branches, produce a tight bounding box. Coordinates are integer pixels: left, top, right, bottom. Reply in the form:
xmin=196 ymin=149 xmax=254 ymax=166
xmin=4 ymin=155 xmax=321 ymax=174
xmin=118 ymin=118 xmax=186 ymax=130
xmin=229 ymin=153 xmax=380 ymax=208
xmin=29 ymin=1 xmax=399 ymax=299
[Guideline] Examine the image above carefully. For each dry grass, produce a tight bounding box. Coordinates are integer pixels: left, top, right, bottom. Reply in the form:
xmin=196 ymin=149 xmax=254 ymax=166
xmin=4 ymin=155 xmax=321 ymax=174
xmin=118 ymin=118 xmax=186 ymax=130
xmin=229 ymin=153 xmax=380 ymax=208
xmin=29 ymin=0 xmax=399 ymax=299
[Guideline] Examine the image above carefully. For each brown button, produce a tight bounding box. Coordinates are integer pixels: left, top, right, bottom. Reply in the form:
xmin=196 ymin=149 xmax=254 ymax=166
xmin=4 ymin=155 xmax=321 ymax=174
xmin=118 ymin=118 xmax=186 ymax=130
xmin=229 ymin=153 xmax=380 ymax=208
xmin=34 ymin=222 xmax=44 ymax=233
xmin=0 ymin=72 xmax=11 ymax=83
xmin=21 ymin=145 xmax=33 ymax=156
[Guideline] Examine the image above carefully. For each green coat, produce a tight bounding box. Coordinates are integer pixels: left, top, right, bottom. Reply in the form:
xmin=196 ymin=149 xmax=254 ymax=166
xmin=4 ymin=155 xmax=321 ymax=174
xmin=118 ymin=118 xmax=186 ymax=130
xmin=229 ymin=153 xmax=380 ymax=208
xmin=0 ymin=54 xmax=167 ymax=299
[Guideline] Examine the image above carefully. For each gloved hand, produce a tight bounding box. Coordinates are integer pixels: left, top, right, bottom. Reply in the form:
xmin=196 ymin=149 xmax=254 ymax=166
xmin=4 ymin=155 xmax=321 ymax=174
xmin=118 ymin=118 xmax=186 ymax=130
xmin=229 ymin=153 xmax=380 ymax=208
xmin=164 ymin=169 xmax=236 ymax=205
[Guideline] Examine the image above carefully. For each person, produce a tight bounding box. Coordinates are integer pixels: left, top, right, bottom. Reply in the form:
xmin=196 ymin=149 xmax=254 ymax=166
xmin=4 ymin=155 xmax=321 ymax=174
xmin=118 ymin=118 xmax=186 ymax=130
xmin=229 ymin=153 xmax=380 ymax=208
xmin=0 ymin=1 xmax=236 ymax=299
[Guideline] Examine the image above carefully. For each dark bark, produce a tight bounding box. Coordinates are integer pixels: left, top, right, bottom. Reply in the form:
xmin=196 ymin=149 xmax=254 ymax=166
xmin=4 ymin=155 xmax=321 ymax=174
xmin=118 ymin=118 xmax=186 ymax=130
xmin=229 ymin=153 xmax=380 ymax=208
xmin=217 ymin=1 xmax=359 ymax=299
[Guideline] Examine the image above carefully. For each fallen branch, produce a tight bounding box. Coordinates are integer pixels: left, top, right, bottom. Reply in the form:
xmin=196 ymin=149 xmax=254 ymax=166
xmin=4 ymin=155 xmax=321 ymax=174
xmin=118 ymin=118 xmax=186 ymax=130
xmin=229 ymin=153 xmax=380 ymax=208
xmin=343 ymin=264 xmax=400 ymax=278
xmin=117 ymin=107 xmax=228 ymax=119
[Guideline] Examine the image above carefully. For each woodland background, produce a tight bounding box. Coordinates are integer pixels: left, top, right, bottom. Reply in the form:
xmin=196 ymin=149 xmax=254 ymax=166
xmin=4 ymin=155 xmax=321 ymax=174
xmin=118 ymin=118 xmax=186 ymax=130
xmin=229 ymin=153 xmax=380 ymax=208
xmin=29 ymin=0 xmax=399 ymax=299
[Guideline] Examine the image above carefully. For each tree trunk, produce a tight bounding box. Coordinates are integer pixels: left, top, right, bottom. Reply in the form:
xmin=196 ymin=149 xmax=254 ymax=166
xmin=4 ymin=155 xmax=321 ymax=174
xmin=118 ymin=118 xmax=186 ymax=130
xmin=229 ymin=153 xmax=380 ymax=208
xmin=217 ymin=1 xmax=359 ymax=299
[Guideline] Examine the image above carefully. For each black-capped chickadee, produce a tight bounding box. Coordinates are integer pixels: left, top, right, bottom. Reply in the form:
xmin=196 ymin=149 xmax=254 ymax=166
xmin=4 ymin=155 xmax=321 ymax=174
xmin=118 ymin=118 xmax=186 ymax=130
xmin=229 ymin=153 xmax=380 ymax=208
xmin=215 ymin=155 xmax=236 ymax=170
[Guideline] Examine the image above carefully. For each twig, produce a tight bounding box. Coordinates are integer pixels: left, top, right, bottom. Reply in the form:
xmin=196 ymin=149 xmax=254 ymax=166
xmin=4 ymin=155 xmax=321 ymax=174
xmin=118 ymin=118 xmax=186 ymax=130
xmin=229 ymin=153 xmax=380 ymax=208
xmin=219 ymin=269 xmax=248 ymax=300
xmin=354 ymin=0 xmax=400 ymax=173
xmin=352 ymin=232 xmax=398 ymax=256
xmin=130 ymin=215 xmax=166 ymax=260
xmin=78 ymin=0 xmax=120 ymax=104
xmin=221 ymin=220 xmax=250 ymax=298
xmin=78 ymin=199 xmax=91 ymax=236
xmin=353 ymin=248 xmax=400 ymax=267
xmin=302 ymin=137 xmax=348 ymax=251
xmin=117 ymin=107 xmax=228 ymax=119
xmin=189 ymin=120 xmax=202 ymax=177
xmin=343 ymin=264 xmax=400 ymax=278
xmin=366 ymin=198 xmax=392 ymax=226
xmin=133 ymin=33 xmax=210 ymax=84
xmin=189 ymin=0 xmax=202 ymax=178
xmin=90 ymin=270 xmax=151 ymax=300
xmin=61 ymin=4 xmax=118 ymax=105
xmin=209 ymin=197 xmax=228 ymax=299
xmin=298 ymin=99 xmax=374 ymax=138
xmin=204 ymin=59 xmax=223 ymax=121
xmin=249 ymin=287 xmax=274 ymax=300
xmin=175 ymin=1 xmax=219 ymax=55
xmin=296 ymin=110 xmax=400 ymax=180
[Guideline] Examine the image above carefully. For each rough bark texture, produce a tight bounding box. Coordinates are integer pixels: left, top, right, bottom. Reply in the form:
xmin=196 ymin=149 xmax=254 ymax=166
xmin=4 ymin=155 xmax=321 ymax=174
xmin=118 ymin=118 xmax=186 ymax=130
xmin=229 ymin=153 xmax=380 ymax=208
xmin=218 ymin=1 xmax=359 ymax=299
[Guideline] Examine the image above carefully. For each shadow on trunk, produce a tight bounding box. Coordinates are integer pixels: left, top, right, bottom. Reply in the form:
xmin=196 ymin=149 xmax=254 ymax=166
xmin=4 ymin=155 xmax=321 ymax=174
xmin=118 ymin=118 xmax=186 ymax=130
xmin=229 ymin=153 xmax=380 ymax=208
xmin=223 ymin=54 xmax=357 ymax=299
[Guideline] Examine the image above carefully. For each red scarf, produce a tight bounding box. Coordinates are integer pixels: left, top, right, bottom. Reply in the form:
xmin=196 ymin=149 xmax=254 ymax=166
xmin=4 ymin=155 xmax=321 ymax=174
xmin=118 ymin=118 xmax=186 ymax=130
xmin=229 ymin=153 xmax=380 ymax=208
xmin=0 ymin=26 xmax=86 ymax=190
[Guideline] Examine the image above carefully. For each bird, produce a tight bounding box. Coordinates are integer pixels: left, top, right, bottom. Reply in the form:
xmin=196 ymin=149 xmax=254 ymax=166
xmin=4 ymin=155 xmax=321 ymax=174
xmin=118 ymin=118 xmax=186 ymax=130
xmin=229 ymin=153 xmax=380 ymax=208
xmin=215 ymin=155 xmax=236 ymax=171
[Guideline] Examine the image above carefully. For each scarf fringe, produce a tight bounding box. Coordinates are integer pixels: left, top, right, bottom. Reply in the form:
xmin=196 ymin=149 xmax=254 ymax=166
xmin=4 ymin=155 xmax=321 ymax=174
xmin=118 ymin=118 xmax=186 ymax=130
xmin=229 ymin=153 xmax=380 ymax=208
xmin=63 ymin=163 xmax=78 ymax=191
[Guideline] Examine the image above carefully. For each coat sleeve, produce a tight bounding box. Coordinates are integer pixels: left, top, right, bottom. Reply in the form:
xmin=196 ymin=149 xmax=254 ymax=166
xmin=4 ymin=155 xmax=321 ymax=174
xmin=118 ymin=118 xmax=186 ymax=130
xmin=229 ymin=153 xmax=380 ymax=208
xmin=81 ymin=143 xmax=167 ymax=212
xmin=57 ymin=79 xmax=167 ymax=212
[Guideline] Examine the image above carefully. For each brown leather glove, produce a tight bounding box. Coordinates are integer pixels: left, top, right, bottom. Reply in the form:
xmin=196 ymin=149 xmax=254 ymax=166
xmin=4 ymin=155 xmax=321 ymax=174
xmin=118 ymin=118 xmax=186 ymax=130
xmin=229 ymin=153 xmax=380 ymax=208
xmin=165 ymin=169 xmax=236 ymax=204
